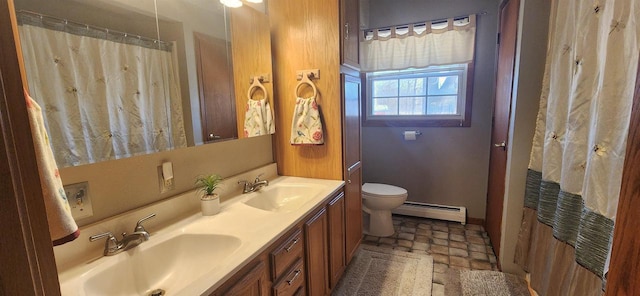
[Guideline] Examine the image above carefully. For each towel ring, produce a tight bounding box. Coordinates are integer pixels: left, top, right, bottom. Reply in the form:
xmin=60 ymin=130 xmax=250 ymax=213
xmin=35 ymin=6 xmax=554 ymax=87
xmin=295 ymin=74 xmax=318 ymax=99
xmin=248 ymin=78 xmax=268 ymax=101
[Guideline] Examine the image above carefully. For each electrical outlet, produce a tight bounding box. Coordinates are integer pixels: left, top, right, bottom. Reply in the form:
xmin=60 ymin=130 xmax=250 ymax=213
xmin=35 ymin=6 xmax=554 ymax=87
xmin=158 ymin=165 xmax=175 ymax=193
xmin=64 ymin=181 xmax=93 ymax=220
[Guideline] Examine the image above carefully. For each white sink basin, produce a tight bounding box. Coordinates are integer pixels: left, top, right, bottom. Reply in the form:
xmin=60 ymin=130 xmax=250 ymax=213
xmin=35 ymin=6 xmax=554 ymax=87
xmin=56 ymin=174 xmax=344 ymax=296
xmin=81 ymin=234 xmax=241 ymax=296
xmin=244 ymin=183 xmax=325 ymax=212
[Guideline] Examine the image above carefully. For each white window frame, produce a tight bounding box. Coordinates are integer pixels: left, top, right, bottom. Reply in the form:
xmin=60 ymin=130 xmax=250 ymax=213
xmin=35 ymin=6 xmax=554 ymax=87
xmin=364 ymin=63 xmax=473 ymax=127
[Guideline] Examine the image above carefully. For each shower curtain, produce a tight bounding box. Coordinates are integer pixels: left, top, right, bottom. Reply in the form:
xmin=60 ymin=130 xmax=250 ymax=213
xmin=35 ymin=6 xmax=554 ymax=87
xmin=18 ymin=13 xmax=187 ymax=168
xmin=515 ymin=0 xmax=640 ymax=295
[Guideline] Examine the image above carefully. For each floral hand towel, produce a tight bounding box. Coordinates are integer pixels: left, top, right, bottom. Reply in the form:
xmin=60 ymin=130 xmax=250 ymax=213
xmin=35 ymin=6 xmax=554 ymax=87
xmin=25 ymin=90 xmax=79 ymax=246
xmin=244 ymin=99 xmax=275 ymax=137
xmin=290 ymin=96 xmax=324 ymax=145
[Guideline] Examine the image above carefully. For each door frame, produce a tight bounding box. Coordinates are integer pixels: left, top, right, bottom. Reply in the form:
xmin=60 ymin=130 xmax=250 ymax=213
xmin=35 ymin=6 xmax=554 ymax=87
xmin=485 ymin=0 xmax=520 ymax=261
xmin=1 ymin=0 xmax=61 ymax=294
xmin=605 ymin=53 xmax=640 ymax=295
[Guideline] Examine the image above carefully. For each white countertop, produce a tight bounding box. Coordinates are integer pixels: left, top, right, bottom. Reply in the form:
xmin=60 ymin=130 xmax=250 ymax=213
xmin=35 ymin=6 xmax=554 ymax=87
xmin=57 ymin=175 xmax=344 ymax=295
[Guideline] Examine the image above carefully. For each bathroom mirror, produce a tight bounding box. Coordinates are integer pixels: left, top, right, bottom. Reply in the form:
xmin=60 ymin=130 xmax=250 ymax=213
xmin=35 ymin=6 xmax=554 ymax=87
xmin=13 ymin=0 xmax=274 ymax=168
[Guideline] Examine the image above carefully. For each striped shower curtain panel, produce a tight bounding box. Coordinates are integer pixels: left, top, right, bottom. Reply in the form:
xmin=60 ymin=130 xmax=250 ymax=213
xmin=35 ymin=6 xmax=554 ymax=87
xmin=514 ymin=0 xmax=640 ymax=295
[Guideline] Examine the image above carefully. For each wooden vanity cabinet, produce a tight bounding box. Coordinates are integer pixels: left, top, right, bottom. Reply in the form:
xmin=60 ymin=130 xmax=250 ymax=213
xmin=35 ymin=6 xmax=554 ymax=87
xmin=213 ymin=259 xmax=270 ymax=296
xmin=271 ymin=229 xmax=304 ymax=279
xmin=304 ymin=191 xmax=349 ymax=295
xmin=271 ymin=229 xmax=306 ymax=296
xmin=327 ymin=192 xmax=346 ymax=289
xmin=214 ymin=190 xmax=347 ymax=296
xmin=272 ymin=259 xmax=305 ymax=296
xmin=304 ymin=208 xmax=329 ymax=296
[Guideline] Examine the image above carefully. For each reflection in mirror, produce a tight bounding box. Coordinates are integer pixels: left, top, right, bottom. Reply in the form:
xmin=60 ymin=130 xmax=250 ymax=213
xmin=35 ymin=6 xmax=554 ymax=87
xmin=15 ymin=0 xmax=185 ymax=168
xmin=228 ymin=4 xmax=276 ymax=138
xmin=154 ymin=0 xmax=237 ymax=145
xmin=14 ymin=0 xmax=273 ymax=169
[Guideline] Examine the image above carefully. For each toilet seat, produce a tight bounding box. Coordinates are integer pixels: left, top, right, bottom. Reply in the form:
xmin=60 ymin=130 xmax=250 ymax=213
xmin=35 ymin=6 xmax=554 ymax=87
xmin=362 ymin=183 xmax=407 ymax=198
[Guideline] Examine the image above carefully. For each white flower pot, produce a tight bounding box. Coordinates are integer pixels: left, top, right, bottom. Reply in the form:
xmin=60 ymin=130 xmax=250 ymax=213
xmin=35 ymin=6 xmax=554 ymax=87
xmin=201 ymin=194 xmax=220 ymax=216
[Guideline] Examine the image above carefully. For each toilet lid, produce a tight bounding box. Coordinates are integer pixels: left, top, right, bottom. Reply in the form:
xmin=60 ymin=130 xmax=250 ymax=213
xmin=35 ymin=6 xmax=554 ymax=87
xmin=362 ymin=183 xmax=407 ymax=197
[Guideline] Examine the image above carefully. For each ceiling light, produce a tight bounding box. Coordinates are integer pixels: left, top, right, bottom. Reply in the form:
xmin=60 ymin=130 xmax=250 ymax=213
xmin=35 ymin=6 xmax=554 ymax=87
xmin=245 ymin=0 xmax=263 ymax=3
xmin=220 ymin=0 xmax=243 ymax=8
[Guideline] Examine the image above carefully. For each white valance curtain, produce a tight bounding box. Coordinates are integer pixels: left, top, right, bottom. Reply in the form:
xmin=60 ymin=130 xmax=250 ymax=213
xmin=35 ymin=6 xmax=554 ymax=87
xmin=360 ymin=15 xmax=476 ymax=72
xmin=515 ymin=0 xmax=640 ymax=294
xmin=18 ymin=14 xmax=187 ymax=168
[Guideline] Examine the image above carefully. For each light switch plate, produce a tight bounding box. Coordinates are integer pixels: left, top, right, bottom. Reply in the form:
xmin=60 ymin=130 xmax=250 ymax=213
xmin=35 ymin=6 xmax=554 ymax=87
xmin=64 ymin=181 xmax=93 ymax=220
xmin=158 ymin=165 xmax=175 ymax=193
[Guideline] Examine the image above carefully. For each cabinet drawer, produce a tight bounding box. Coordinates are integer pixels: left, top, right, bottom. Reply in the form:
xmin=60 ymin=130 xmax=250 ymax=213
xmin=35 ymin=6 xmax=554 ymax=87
xmin=271 ymin=229 xmax=304 ymax=279
xmin=273 ymin=259 xmax=305 ymax=296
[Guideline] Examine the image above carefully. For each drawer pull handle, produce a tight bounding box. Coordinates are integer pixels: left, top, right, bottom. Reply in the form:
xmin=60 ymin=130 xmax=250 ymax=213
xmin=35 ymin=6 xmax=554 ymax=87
xmin=287 ymin=270 xmax=301 ymax=285
xmin=285 ymin=238 xmax=299 ymax=252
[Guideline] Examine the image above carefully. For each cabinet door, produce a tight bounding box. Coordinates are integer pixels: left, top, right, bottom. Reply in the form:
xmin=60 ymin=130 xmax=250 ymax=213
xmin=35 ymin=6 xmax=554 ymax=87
xmin=343 ymin=74 xmax=361 ymax=169
xmin=216 ymin=260 xmax=269 ymax=296
xmin=327 ymin=192 xmax=346 ymax=289
xmin=345 ymin=166 xmax=362 ymax=264
xmin=304 ymin=208 xmax=329 ymax=296
xmin=340 ymin=0 xmax=360 ymax=69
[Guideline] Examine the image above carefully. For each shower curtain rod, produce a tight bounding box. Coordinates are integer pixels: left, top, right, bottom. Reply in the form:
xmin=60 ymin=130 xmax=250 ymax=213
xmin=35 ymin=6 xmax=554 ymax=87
xmin=16 ymin=10 xmax=171 ymax=47
xmin=363 ymin=10 xmax=487 ymax=32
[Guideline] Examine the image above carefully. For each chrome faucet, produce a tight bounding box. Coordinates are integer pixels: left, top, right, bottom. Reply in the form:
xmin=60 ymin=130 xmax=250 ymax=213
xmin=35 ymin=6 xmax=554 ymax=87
xmin=90 ymin=213 xmax=156 ymax=256
xmin=238 ymin=174 xmax=269 ymax=193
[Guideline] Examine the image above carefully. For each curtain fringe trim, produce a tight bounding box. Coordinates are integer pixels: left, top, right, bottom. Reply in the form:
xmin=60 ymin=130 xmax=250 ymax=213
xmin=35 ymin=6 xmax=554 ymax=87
xmin=524 ymin=169 xmax=613 ymax=279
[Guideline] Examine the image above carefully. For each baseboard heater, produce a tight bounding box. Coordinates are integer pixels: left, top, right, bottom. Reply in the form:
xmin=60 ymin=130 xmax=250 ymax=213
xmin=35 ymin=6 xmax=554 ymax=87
xmin=392 ymin=201 xmax=467 ymax=225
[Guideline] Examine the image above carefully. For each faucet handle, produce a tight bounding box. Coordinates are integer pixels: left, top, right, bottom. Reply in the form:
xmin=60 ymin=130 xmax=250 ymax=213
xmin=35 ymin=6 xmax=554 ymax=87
xmin=89 ymin=232 xmax=118 ymax=255
xmin=134 ymin=213 xmax=156 ymax=233
xmin=89 ymin=232 xmax=115 ymax=242
xmin=254 ymin=173 xmax=264 ymax=182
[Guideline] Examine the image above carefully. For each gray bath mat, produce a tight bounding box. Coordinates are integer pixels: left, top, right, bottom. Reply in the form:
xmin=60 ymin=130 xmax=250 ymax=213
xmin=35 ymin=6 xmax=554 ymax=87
xmin=445 ymin=269 xmax=530 ymax=296
xmin=332 ymin=245 xmax=433 ymax=296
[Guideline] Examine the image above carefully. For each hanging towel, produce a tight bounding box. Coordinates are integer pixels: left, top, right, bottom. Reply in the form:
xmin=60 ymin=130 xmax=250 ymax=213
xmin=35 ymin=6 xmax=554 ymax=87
xmin=25 ymin=90 xmax=79 ymax=246
xmin=244 ymin=99 xmax=275 ymax=137
xmin=290 ymin=96 xmax=324 ymax=145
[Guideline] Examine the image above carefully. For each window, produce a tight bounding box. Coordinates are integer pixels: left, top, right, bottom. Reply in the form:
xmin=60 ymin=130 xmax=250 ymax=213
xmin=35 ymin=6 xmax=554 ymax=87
xmin=364 ymin=63 xmax=474 ymax=127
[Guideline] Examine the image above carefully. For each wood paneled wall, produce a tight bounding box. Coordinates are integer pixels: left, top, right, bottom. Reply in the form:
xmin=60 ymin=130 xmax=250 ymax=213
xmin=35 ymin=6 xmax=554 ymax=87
xmin=230 ymin=6 xmax=274 ymax=137
xmin=269 ymin=0 xmax=343 ymax=180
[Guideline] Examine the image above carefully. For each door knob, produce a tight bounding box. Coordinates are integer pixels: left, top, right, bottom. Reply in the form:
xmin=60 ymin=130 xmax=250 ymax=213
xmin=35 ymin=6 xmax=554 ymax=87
xmin=494 ymin=141 xmax=506 ymax=150
xmin=208 ymin=133 xmax=221 ymax=140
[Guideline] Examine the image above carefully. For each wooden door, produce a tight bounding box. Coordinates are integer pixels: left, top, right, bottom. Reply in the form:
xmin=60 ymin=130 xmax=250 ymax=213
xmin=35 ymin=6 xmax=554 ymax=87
xmin=605 ymin=54 xmax=640 ymax=295
xmin=304 ymin=208 xmax=329 ymax=296
xmin=485 ymin=0 xmax=519 ymax=259
xmin=340 ymin=0 xmax=359 ymax=69
xmin=327 ymin=192 xmax=346 ymax=289
xmin=194 ymin=32 xmax=237 ymax=143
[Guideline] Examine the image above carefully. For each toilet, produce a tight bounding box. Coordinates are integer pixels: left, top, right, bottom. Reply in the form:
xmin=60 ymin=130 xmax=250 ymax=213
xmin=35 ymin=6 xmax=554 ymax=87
xmin=362 ymin=183 xmax=408 ymax=237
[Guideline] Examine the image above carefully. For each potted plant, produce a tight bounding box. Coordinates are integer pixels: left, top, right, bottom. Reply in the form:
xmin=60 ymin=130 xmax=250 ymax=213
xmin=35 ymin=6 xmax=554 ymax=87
xmin=195 ymin=174 xmax=223 ymax=216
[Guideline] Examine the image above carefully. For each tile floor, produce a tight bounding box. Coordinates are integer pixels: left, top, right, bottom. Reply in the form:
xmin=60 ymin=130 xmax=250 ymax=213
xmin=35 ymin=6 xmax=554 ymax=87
xmin=360 ymin=214 xmax=499 ymax=296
